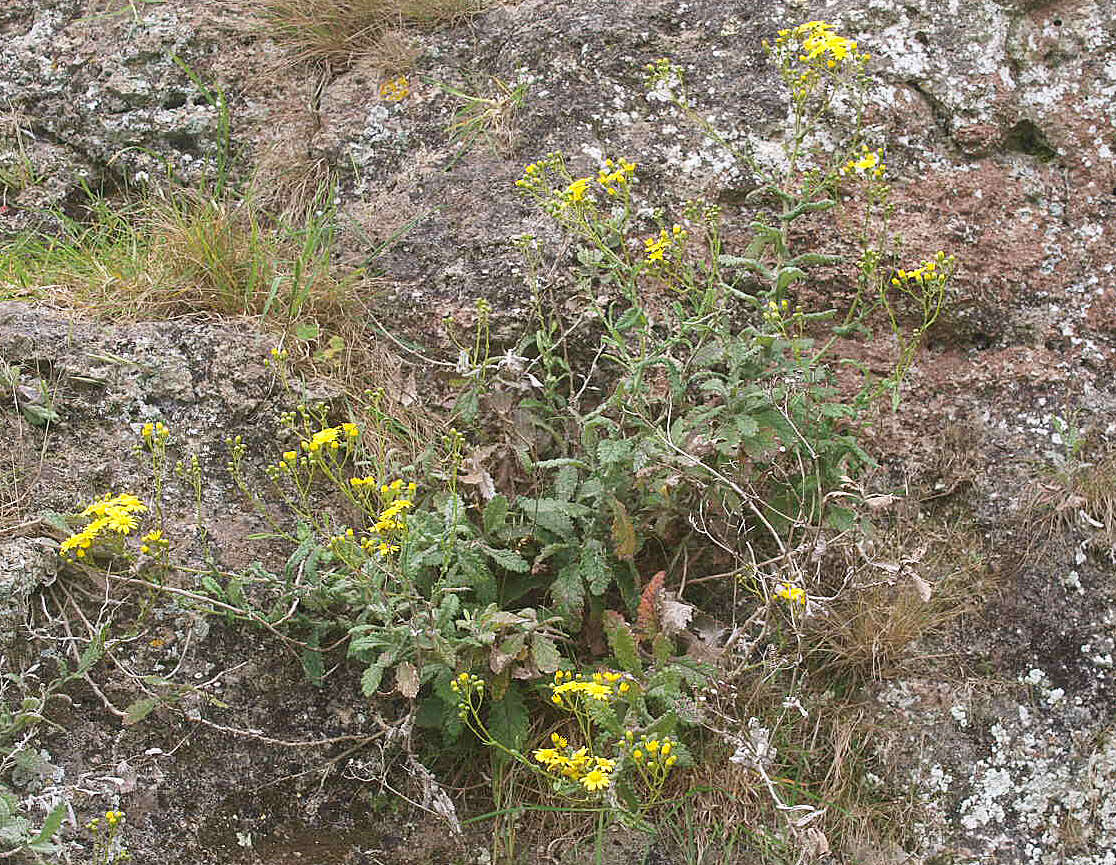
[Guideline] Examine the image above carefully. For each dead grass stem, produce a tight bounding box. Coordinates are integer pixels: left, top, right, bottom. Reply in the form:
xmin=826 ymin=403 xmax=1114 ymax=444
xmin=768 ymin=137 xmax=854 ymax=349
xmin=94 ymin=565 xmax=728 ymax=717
xmin=258 ymin=0 xmax=487 ymax=66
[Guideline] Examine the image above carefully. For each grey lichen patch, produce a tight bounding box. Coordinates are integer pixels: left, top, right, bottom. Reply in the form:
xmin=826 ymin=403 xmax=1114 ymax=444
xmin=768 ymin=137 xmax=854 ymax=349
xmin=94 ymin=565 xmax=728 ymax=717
xmin=0 ymin=537 xmax=57 ymax=649
xmin=952 ymin=674 xmax=1116 ymax=864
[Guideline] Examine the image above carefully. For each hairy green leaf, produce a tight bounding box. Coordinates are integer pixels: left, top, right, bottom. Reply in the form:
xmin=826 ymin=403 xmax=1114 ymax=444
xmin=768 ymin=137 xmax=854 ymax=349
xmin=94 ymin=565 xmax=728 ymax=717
xmin=123 ymin=696 xmax=161 ymax=726
xmin=483 ymin=494 xmax=508 ymax=534
xmin=551 ymin=560 xmax=585 ymax=620
xmin=602 ymin=611 xmax=641 ymax=674
xmin=580 ymin=540 xmax=612 ymax=596
xmin=487 ymin=682 xmax=529 ymax=750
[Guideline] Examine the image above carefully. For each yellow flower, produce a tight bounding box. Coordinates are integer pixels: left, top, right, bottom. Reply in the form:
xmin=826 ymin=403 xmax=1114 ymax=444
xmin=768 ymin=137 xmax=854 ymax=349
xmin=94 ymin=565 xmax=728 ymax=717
xmin=380 ymin=75 xmax=410 ymax=102
xmin=775 ymin=582 xmax=806 ymax=605
xmin=303 ymin=428 xmax=335 ymax=452
xmin=82 ymin=493 xmax=146 ymax=518
xmin=103 ymin=511 xmax=139 ymax=535
xmin=581 ymin=769 xmax=610 ymax=791
xmin=839 ymin=148 xmax=885 ymax=178
xmin=533 ymin=748 xmax=561 ymax=766
xmin=553 ymin=680 xmax=614 ymax=701
xmin=563 ymin=177 xmax=591 ymax=204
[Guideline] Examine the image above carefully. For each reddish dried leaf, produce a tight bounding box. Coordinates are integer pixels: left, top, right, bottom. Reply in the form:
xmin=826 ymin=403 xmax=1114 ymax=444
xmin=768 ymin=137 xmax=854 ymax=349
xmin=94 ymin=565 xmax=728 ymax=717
xmin=636 ymin=571 xmax=666 ymax=640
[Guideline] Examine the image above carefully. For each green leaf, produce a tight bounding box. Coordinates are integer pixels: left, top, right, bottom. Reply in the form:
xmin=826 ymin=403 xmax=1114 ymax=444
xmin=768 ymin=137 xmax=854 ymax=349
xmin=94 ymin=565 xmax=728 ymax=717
xmin=584 ymin=692 xmax=623 ymax=737
xmin=531 ymin=633 xmax=561 ymax=673
xmin=615 ymin=306 xmax=645 ymax=332
xmin=554 ymin=464 xmax=579 ymax=502
xmin=76 ymin=627 xmax=107 ymax=676
xmin=486 ymin=683 xmax=529 ymax=750
xmin=300 ymin=630 xmax=324 ymax=687
xmin=284 ymin=531 xmax=316 ymax=581
xmin=734 ymin=414 xmax=759 ymax=440
xmin=123 ymin=696 xmax=161 ymax=726
xmin=454 ymin=388 xmax=480 ymax=424
xmin=610 ymin=497 xmax=636 ymax=561
xmin=824 ymin=505 xmax=857 ymax=532
xmin=602 ymin=611 xmax=641 ymax=674
xmin=551 ymin=560 xmax=585 ymax=620
xmin=27 ymin=800 xmax=66 ymax=852
xmin=597 ymin=438 xmax=632 ymax=468
xmin=483 ymin=494 xmax=508 ymax=534
xmin=651 ymin=633 xmax=676 ymax=666
xmin=21 ymin=402 xmax=60 ymax=427
xmin=293 ymin=321 xmax=319 ymax=341
xmin=361 ymin=661 xmax=387 ymax=697
xmin=820 ymin=402 xmax=856 ymax=419
xmin=518 ymin=497 xmax=580 ymax=540
xmin=482 ymin=545 xmax=530 ymax=573
xmin=775 ymin=266 xmax=807 ymax=293
xmin=580 ymin=541 xmax=612 ymax=596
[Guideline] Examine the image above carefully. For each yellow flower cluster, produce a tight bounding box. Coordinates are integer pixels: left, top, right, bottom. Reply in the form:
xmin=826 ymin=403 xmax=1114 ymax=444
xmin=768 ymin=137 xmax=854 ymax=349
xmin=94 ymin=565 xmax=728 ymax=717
xmin=624 ymin=731 xmax=680 ymax=797
xmin=450 ymin=671 xmax=487 ymax=718
xmin=373 ymin=498 xmax=413 ymax=534
xmin=563 ymin=176 xmax=591 ymax=205
xmin=775 ymin=20 xmax=869 ymax=69
xmin=105 ymin=810 xmax=124 ymax=827
xmin=891 ymin=252 xmax=954 ymax=286
xmin=644 ymin=224 xmax=687 ymax=265
xmin=139 ymin=529 xmax=167 ymax=556
xmin=516 ymin=160 xmax=544 ymax=188
xmin=597 ymin=158 xmax=637 ymax=196
xmin=628 ymin=733 xmax=679 ymax=769
xmin=550 ymin=669 xmax=631 ymax=706
xmin=775 ymin=582 xmax=806 ymax=605
xmin=60 ymin=493 xmax=147 ymax=559
xmin=533 ymin=733 xmax=616 ymax=792
xmin=354 ymin=478 xmax=416 ymax=556
xmin=763 ymin=297 xmax=790 ymax=325
xmin=300 ymin=422 xmax=359 ymax=455
xmin=450 ymin=671 xmax=485 ymax=699
xmin=515 ymin=154 xmax=561 ymax=195
xmin=515 ymin=153 xmax=638 ymax=213
xmin=839 ymin=145 xmax=885 ymax=179
xmin=141 ymin=421 xmax=169 ymax=446
xmin=380 ymin=75 xmax=410 ymax=102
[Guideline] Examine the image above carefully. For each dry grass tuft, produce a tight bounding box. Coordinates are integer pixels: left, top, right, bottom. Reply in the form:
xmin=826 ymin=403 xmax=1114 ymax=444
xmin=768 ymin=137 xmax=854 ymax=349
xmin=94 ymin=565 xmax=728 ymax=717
xmin=0 ymin=415 xmax=33 ymax=530
xmin=258 ymin=0 xmax=487 ymax=66
xmin=1022 ymin=445 xmax=1116 ymax=559
xmin=0 ymin=185 xmax=358 ymax=322
xmin=806 ymin=523 xmax=989 ymax=683
xmin=674 ymin=677 xmax=909 ymax=863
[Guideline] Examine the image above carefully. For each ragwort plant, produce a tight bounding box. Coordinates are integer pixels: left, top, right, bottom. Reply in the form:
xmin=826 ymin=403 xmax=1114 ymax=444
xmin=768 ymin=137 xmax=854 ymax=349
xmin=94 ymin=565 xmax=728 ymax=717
xmin=453 ymin=668 xmax=693 ymax=858
xmin=35 ymin=18 xmax=959 ymax=862
xmin=443 ymin=18 xmax=958 ymax=847
xmin=504 ymin=20 xmax=953 ymax=611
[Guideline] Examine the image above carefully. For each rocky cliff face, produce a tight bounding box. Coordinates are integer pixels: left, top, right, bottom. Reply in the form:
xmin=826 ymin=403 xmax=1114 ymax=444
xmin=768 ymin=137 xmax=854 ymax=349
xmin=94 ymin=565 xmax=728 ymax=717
xmin=1 ymin=0 xmax=1114 ymax=863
